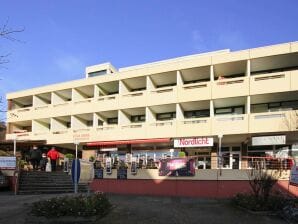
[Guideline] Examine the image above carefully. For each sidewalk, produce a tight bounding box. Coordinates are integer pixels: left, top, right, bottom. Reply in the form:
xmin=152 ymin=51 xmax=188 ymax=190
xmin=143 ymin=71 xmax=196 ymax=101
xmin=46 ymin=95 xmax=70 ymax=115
xmin=0 ymin=192 xmax=287 ymax=224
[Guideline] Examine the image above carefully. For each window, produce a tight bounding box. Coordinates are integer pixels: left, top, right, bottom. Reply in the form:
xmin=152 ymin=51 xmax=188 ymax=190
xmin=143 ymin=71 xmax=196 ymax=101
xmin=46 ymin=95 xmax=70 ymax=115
xmin=156 ymin=83 xmax=176 ymax=88
xmin=184 ymin=109 xmax=210 ymax=118
xmin=131 ymin=87 xmax=146 ymax=92
xmin=107 ymin=117 xmax=118 ymax=124
xmin=98 ymin=120 xmax=103 ymax=126
xmin=156 ymin=112 xmax=176 ymax=121
xmin=131 ymin=115 xmax=145 ymax=123
xmin=215 ymin=106 xmax=244 ymax=115
xmin=88 ymin=70 xmax=107 ymax=77
xmin=86 ymin=120 xmax=93 ymax=127
xmin=66 ymin=122 xmax=71 ymax=128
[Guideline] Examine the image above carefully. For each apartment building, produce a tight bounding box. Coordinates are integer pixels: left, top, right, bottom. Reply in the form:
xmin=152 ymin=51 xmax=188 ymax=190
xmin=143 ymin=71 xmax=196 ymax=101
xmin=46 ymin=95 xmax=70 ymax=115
xmin=5 ymin=41 xmax=298 ymax=171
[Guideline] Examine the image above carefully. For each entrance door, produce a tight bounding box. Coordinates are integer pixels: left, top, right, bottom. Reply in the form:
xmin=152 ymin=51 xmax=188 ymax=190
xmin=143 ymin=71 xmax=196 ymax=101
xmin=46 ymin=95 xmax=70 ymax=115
xmin=230 ymin=153 xmax=240 ymax=169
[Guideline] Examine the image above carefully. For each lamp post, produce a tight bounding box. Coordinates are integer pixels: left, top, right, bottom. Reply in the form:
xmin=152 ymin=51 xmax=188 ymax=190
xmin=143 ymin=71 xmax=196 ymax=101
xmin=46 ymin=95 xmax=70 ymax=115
xmin=74 ymin=140 xmax=80 ymax=194
xmin=218 ymin=134 xmax=223 ymax=168
xmin=12 ymin=134 xmax=17 ymax=156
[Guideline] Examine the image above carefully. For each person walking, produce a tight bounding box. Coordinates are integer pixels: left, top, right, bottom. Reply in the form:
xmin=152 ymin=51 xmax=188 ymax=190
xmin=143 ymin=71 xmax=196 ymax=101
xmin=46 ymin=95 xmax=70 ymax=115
xmin=29 ymin=146 xmax=42 ymax=170
xmin=39 ymin=153 xmax=48 ymax=171
xmin=47 ymin=147 xmax=59 ymax=171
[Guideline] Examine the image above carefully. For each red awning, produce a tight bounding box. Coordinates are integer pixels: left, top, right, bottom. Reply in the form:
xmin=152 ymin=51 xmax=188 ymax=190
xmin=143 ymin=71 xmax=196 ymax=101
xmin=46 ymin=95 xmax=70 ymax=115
xmin=87 ymin=138 xmax=171 ymax=147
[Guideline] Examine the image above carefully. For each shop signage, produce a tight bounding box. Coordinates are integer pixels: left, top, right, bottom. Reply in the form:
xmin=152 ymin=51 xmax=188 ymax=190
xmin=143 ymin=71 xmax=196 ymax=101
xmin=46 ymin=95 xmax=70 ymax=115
xmin=290 ymin=165 xmax=298 ymax=186
xmin=174 ymin=137 xmax=213 ymax=148
xmin=0 ymin=156 xmax=16 ymax=170
xmin=159 ymin=158 xmax=195 ymax=176
xmin=252 ymin=135 xmax=286 ymax=146
xmin=100 ymin=148 xmax=118 ymax=152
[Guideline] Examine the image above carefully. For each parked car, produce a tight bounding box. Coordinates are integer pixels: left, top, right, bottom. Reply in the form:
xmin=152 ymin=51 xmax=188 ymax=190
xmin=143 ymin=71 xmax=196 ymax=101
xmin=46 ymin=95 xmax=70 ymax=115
xmin=0 ymin=171 xmax=9 ymax=189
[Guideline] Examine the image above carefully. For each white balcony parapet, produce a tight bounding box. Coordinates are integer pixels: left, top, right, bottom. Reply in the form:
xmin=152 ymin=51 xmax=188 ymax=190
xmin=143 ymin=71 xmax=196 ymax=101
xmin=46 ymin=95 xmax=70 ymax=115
xmin=73 ymin=128 xmax=91 ymax=133
xmin=182 ymin=118 xmax=208 ymax=124
xmin=122 ymin=91 xmax=144 ymax=97
xmin=121 ymin=124 xmax=143 ymax=129
xmin=151 ymin=86 xmax=173 ymax=93
xmin=52 ymin=130 xmax=69 ymax=134
xmin=215 ymin=77 xmax=245 ymax=86
xmin=182 ymin=82 xmax=208 ymax=90
xmin=34 ymin=131 xmax=50 ymax=136
xmin=74 ymin=99 xmax=92 ymax=104
xmin=53 ymin=102 xmax=69 ymax=107
xmin=97 ymin=94 xmax=117 ymax=101
xmin=17 ymin=107 xmax=32 ymax=113
xmin=254 ymin=113 xmax=286 ymax=119
xmin=34 ymin=105 xmax=49 ymax=110
xmin=215 ymin=115 xmax=245 ymax=121
xmin=96 ymin=125 xmax=117 ymax=131
xmin=253 ymin=73 xmax=285 ymax=82
xmin=150 ymin=121 xmax=173 ymax=126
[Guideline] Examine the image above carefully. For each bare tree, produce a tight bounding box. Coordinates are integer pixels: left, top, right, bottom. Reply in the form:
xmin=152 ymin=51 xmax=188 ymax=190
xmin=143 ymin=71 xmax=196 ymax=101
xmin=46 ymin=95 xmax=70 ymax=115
xmin=0 ymin=18 xmax=24 ymax=65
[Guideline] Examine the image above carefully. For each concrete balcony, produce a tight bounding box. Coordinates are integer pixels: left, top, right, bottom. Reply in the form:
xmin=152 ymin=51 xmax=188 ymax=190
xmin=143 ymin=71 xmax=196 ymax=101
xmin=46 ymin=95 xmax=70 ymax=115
xmin=212 ymin=77 xmax=249 ymax=99
xmin=177 ymin=118 xmax=211 ymax=137
xmin=94 ymin=125 xmax=120 ymax=141
xmin=119 ymin=91 xmax=147 ymax=108
xmin=7 ymin=107 xmax=33 ymax=122
xmin=6 ymin=132 xmax=33 ymax=141
xmin=147 ymin=120 xmax=177 ymax=138
xmin=119 ymin=123 xmax=147 ymax=140
xmin=291 ymin=70 xmax=298 ymax=91
xmin=249 ymin=110 xmax=297 ymax=133
xmin=177 ymin=82 xmax=211 ymax=102
xmin=212 ymin=114 xmax=248 ymax=135
xmin=250 ymin=71 xmax=291 ymax=95
xmin=148 ymin=86 xmax=177 ymax=106
xmin=94 ymin=94 xmax=119 ymax=111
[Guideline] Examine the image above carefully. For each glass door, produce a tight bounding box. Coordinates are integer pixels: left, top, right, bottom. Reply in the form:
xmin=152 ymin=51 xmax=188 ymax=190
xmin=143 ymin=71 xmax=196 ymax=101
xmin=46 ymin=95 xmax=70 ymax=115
xmin=230 ymin=152 xmax=240 ymax=169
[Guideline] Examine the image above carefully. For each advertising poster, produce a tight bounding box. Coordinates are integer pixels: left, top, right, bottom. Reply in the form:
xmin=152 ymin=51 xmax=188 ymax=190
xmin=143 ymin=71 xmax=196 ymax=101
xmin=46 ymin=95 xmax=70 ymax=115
xmin=159 ymin=158 xmax=195 ymax=176
xmin=106 ymin=157 xmax=112 ymax=175
xmin=290 ymin=165 xmax=298 ymax=186
xmin=0 ymin=157 xmax=16 ymax=170
xmin=117 ymin=168 xmax=127 ymax=179
xmin=131 ymin=157 xmax=137 ymax=175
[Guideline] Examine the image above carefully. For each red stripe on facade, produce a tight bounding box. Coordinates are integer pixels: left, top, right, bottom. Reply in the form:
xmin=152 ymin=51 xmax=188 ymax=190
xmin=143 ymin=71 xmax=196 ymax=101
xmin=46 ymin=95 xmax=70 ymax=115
xmin=87 ymin=138 xmax=171 ymax=146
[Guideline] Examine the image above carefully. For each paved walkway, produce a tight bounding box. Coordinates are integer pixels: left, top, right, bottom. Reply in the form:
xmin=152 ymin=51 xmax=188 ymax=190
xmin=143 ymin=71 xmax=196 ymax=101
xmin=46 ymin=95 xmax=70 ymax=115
xmin=0 ymin=191 xmax=287 ymax=224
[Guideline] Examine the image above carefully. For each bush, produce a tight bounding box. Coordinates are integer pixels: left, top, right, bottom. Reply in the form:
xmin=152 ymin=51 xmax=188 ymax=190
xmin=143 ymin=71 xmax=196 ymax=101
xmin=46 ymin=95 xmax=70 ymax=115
xmin=64 ymin=153 xmax=74 ymax=159
xmin=232 ymin=193 xmax=291 ymax=212
xmin=31 ymin=192 xmax=111 ymax=218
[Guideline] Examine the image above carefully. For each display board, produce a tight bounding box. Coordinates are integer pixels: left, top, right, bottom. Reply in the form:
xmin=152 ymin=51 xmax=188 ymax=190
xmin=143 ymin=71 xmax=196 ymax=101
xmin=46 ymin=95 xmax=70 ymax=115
xmin=94 ymin=168 xmax=104 ymax=179
xmin=117 ymin=168 xmax=127 ymax=179
xmin=290 ymin=165 xmax=298 ymax=186
xmin=159 ymin=158 xmax=195 ymax=176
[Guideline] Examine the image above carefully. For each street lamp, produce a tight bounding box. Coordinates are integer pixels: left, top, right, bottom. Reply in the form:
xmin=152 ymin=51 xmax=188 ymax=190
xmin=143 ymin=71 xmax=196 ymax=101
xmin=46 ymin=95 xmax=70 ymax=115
xmin=12 ymin=134 xmax=17 ymax=157
xmin=218 ymin=134 xmax=223 ymax=168
xmin=73 ymin=140 xmax=80 ymax=194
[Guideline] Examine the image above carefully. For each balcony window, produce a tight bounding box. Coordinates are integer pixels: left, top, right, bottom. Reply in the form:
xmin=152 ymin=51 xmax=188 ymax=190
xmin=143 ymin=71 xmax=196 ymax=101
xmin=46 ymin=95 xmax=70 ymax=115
xmin=252 ymin=100 xmax=298 ymax=113
xmin=215 ymin=106 xmax=244 ymax=115
xmin=98 ymin=120 xmax=104 ymax=126
xmin=156 ymin=112 xmax=176 ymax=121
xmin=107 ymin=117 xmax=118 ymax=125
xmin=131 ymin=115 xmax=145 ymax=123
xmin=184 ymin=109 xmax=210 ymax=119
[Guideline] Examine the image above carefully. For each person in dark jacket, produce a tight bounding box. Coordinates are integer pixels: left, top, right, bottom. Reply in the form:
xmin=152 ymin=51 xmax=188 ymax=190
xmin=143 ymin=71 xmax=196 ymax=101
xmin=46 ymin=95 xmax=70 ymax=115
xmin=29 ymin=146 xmax=42 ymax=170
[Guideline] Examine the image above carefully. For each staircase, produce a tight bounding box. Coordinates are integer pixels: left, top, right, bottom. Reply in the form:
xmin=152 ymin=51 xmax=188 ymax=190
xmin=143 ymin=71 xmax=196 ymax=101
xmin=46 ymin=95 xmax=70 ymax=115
xmin=18 ymin=171 xmax=89 ymax=195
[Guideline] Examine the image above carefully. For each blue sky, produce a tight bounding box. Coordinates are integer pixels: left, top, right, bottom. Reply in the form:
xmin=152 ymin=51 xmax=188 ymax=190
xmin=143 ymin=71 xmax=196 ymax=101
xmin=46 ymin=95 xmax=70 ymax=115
xmin=0 ymin=0 xmax=298 ymax=119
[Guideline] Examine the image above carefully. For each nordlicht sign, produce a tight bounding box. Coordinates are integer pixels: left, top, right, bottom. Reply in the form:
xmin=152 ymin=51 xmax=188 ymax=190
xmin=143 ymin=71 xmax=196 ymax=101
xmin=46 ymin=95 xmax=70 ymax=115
xmin=174 ymin=137 xmax=213 ymax=148
xmin=252 ymin=135 xmax=286 ymax=146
